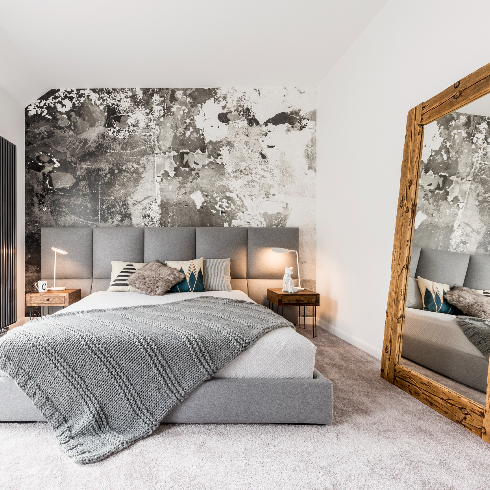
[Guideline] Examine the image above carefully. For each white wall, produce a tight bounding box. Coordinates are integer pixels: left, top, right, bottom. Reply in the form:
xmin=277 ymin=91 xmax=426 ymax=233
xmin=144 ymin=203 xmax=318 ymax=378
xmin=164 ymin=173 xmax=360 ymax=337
xmin=0 ymin=86 xmax=25 ymax=322
xmin=316 ymin=0 xmax=490 ymax=359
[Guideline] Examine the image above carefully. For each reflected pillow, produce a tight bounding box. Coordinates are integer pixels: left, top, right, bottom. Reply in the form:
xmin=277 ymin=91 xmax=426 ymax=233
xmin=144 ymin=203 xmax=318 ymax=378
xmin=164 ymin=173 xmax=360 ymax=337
xmin=417 ymin=276 xmax=459 ymax=315
xmin=108 ymin=261 xmax=147 ymax=292
xmin=165 ymin=258 xmax=206 ymax=293
xmin=445 ymin=286 xmax=490 ymax=319
xmin=204 ymin=258 xmax=232 ymax=291
xmin=406 ymin=276 xmax=423 ymax=310
xmin=127 ymin=261 xmax=185 ymax=296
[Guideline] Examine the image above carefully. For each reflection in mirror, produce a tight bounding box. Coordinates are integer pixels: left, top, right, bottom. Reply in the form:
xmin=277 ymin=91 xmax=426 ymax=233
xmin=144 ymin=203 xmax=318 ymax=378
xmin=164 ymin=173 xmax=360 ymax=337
xmin=400 ymin=94 xmax=490 ymax=406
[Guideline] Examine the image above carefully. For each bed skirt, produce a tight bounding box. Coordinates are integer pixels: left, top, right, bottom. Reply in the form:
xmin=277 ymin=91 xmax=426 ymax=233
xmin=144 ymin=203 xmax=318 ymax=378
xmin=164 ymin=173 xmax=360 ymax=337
xmin=0 ymin=369 xmax=332 ymax=425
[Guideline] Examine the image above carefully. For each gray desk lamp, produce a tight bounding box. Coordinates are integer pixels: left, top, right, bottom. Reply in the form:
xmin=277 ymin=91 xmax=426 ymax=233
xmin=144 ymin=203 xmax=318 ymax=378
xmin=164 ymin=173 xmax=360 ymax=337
xmin=49 ymin=247 xmax=68 ymax=291
xmin=272 ymin=248 xmax=304 ymax=291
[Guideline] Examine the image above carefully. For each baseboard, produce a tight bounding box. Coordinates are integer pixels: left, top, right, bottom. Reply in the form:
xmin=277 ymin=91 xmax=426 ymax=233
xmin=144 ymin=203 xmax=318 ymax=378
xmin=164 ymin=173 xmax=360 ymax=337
xmin=318 ymin=319 xmax=381 ymax=360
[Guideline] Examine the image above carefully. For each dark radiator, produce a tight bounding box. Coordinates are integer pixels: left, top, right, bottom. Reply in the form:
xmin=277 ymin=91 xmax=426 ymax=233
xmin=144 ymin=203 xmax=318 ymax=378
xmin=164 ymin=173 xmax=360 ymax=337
xmin=0 ymin=136 xmax=16 ymax=333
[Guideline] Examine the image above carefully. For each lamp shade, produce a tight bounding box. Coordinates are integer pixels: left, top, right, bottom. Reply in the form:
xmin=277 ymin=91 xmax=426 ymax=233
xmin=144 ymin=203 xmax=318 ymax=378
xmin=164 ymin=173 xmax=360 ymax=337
xmin=51 ymin=247 xmax=68 ymax=255
xmin=272 ymin=248 xmax=293 ymax=254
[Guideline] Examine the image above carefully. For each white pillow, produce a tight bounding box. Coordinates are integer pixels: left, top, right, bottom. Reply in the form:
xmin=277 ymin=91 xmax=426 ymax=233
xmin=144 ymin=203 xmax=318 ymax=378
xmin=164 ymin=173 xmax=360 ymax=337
xmin=203 ymin=258 xmax=232 ymax=291
xmin=108 ymin=261 xmax=147 ymax=292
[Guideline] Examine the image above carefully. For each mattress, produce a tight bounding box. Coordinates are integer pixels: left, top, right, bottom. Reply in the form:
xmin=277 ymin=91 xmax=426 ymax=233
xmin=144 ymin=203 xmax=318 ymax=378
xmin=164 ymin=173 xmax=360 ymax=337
xmin=15 ymin=290 xmax=317 ymax=379
xmin=402 ymin=307 xmax=488 ymax=392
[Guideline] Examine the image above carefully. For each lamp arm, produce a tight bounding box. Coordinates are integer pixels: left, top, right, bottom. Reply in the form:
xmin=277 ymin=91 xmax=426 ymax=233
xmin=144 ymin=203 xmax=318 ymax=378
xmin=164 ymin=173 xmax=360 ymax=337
xmin=295 ymin=250 xmax=301 ymax=289
xmin=53 ymin=251 xmax=57 ymax=289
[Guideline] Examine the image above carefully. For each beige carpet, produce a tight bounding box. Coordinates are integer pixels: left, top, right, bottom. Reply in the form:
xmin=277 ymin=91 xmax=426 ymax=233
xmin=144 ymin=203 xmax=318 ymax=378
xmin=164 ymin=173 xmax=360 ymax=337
xmin=2 ymin=326 xmax=490 ymax=490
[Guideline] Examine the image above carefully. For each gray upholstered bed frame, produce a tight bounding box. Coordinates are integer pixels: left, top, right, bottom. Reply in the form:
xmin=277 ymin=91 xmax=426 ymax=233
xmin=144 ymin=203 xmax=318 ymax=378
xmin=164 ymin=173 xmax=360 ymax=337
xmin=1 ymin=227 xmax=333 ymax=425
xmin=404 ymin=246 xmax=490 ymax=392
xmin=40 ymin=226 xmax=301 ymax=321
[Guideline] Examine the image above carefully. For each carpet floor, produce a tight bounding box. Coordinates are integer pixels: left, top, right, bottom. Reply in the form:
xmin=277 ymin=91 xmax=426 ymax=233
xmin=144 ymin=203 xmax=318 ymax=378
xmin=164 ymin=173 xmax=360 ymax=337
xmin=2 ymin=325 xmax=490 ymax=490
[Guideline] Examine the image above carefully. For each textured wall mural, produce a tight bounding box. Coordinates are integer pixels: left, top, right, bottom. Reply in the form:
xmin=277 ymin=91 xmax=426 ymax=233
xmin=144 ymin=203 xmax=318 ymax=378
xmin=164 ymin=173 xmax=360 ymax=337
xmin=25 ymin=87 xmax=316 ymax=296
xmin=414 ymin=111 xmax=490 ymax=253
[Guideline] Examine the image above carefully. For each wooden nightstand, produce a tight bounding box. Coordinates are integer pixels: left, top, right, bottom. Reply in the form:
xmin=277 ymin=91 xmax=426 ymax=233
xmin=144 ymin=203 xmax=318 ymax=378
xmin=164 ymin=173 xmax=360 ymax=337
xmin=267 ymin=288 xmax=320 ymax=337
xmin=26 ymin=289 xmax=82 ymax=319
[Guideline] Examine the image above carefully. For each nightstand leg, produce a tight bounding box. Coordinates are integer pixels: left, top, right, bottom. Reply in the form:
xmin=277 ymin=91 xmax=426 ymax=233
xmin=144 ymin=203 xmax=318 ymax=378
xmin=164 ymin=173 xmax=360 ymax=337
xmin=313 ymin=306 xmax=316 ymax=338
xmin=29 ymin=307 xmax=31 ymax=321
xmin=303 ymin=306 xmax=306 ymax=329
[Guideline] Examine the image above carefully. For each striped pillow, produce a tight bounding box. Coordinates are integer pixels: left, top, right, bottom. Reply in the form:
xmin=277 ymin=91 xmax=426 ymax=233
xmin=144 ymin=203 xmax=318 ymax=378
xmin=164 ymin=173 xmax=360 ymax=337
xmin=204 ymin=259 xmax=232 ymax=291
xmin=108 ymin=261 xmax=147 ymax=292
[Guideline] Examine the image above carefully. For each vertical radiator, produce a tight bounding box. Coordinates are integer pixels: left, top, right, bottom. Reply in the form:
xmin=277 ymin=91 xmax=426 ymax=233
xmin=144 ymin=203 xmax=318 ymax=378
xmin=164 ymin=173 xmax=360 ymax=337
xmin=0 ymin=136 xmax=16 ymax=333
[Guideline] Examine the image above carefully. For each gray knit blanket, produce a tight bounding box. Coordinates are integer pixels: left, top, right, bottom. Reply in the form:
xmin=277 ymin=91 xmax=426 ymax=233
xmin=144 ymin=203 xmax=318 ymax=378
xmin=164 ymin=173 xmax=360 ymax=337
xmin=457 ymin=316 xmax=490 ymax=358
xmin=0 ymin=297 xmax=292 ymax=464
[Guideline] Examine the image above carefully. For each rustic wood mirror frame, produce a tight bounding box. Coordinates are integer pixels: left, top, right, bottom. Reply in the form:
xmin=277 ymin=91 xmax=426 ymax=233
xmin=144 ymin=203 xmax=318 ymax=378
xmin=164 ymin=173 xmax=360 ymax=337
xmin=381 ymin=63 xmax=490 ymax=441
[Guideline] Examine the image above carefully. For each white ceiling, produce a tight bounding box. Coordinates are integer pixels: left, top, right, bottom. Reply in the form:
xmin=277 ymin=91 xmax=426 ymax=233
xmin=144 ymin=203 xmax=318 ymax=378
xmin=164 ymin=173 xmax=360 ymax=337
xmin=0 ymin=0 xmax=389 ymax=106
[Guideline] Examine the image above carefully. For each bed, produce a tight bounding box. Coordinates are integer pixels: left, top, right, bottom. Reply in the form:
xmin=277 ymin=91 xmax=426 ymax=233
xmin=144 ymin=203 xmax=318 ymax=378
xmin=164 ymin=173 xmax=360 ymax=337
xmin=402 ymin=246 xmax=490 ymax=393
xmin=403 ymin=307 xmax=488 ymax=392
xmin=0 ymin=227 xmax=333 ymax=428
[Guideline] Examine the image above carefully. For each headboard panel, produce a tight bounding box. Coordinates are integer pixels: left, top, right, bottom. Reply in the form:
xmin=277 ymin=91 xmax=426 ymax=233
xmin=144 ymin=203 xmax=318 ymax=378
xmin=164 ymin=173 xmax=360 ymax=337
xmin=93 ymin=228 xmax=144 ymax=278
xmin=144 ymin=227 xmax=196 ymax=263
xmin=41 ymin=227 xmax=300 ymax=321
xmin=196 ymin=227 xmax=248 ymax=279
xmin=41 ymin=228 xmax=93 ymax=279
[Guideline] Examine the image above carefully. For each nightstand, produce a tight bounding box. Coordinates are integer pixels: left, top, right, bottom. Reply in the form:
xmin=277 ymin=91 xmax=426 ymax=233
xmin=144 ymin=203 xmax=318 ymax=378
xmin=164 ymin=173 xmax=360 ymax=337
xmin=267 ymin=288 xmax=320 ymax=337
xmin=26 ymin=289 xmax=82 ymax=319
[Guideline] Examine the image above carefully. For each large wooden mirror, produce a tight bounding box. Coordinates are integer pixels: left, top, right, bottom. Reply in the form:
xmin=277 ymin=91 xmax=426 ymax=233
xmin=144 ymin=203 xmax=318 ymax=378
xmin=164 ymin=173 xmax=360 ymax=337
xmin=381 ymin=63 xmax=490 ymax=441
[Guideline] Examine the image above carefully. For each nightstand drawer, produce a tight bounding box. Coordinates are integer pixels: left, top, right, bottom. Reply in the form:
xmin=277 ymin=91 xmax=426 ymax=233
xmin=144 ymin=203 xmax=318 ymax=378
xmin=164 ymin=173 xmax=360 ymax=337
xmin=280 ymin=294 xmax=318 ymax=305
xmin=27 ymin=295 xmax=66 ymax=306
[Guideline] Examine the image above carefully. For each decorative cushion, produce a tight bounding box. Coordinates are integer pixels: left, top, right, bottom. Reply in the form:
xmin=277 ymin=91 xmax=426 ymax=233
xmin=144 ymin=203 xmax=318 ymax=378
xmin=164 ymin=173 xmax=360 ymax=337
xmin=127 ymin=261 xmax=185 ymax=296
xmin=165 ymin=258 xmax=206 ymax=293
xmin=417 ymin=276 xmax=459 ymax=315
xmin=203 ymin=259 xmax=232 ymax=291
xmin=107 ymin=261 xmax=147 ymax=292
xmin=446 ymin=286 xmax=490 ymax=319
xmin=406 ymin=276 xmax=423 ymax=309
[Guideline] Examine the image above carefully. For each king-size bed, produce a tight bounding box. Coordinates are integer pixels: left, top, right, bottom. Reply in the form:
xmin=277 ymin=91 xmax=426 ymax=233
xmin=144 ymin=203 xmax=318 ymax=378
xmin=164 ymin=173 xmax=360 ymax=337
xmin=0 ymin=226 xmax=332 ymax=464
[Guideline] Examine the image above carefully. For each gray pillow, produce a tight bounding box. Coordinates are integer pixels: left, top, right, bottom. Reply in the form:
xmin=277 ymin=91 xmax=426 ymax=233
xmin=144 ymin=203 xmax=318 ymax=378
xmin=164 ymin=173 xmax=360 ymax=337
xmin=203 ymin=258 xmax=232 ymax=291
xmin=406 ymin=276 xmax=423 ymax=309
xmin=445 ymin=286 xmax=490 ymax=319
xmin=127 ymin=261 xmax=185 ymax=296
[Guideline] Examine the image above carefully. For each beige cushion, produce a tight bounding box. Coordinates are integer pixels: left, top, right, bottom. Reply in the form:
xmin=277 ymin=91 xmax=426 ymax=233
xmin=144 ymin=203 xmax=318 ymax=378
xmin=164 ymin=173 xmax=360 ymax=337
xmin=127 ymin=261 xmax=185 ymax=296
xmin=107 ymin=261 xmax=147 ymax=292
xmin=417 ymin=276 xmax=458 ymax=315
xmin=165 ymin=258 xmax=206 ymax=293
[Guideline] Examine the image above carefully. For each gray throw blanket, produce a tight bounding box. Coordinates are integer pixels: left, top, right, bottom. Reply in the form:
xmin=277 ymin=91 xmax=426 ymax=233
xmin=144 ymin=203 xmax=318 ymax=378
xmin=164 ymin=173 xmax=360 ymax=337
xmin=0 ymin=297 xmax=292 ymax=464
xmin=457 ymin=316 xmax=490 ymax=358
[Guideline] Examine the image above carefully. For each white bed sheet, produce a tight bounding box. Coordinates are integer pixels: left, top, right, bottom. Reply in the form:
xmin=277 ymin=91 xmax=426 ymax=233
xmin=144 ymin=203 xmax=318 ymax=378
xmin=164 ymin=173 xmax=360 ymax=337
xmin=58 ymin=290 xmax=317 ymax=379
xmin=404 ymin=307 xmax=484 ymax=358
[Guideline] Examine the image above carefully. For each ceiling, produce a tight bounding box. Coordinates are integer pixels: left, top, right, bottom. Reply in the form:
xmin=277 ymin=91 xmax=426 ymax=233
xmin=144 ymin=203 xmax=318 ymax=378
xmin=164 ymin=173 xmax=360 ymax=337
xmin=0 ymin=0 xmax=389 ymax=106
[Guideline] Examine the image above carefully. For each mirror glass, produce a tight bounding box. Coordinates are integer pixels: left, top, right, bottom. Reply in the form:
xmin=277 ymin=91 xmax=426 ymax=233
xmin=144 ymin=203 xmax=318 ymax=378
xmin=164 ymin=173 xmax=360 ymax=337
xmin=400 ymin=94 xmax=490 ymax=405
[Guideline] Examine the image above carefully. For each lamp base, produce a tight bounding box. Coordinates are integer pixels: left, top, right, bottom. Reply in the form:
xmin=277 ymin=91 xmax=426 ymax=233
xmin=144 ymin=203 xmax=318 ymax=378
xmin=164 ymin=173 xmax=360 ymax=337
xmin=48 ymin=287 xmax=66 ymax=291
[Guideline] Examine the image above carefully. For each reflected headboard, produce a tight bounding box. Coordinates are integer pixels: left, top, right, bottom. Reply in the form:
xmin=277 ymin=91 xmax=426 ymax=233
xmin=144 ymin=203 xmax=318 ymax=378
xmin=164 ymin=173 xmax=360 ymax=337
xmin=40 ymin=227 xmax=299 ymax=310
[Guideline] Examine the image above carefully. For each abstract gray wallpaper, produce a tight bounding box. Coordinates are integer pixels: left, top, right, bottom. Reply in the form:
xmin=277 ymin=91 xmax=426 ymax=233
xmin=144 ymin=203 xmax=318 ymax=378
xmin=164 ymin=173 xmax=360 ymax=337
xmin=414 ymin=111 xmax=490 ymax=253
xmin=25 ymin=88 xmax=316 ymax=296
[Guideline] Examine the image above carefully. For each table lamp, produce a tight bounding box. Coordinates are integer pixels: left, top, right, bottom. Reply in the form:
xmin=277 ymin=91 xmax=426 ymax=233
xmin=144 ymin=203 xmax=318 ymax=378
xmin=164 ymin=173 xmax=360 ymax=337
xmin=49 ymin=247 xmax=68 ymax=291
xmin=272 ymin=248 xmax=304 ymax=291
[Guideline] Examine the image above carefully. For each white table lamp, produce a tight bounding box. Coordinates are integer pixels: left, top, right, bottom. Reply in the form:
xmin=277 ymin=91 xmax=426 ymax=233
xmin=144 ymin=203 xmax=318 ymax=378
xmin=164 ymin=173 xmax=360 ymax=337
xmin=272 ymin=247 xmax=304 ymax=291
xmin=49 ymin=247 xmax=68 ymax=291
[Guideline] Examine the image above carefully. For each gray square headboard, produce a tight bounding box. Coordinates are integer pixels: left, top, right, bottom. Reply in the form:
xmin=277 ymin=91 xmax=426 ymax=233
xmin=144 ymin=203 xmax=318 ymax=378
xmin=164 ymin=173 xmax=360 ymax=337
xmin=40 ymin=227 xmax=300 ymax=314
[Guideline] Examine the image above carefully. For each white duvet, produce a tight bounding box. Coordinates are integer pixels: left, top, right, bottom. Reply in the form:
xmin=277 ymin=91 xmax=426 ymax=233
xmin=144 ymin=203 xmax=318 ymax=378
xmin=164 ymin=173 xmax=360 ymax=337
xmin=59 ymin=290 xmax=317 ymax=379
